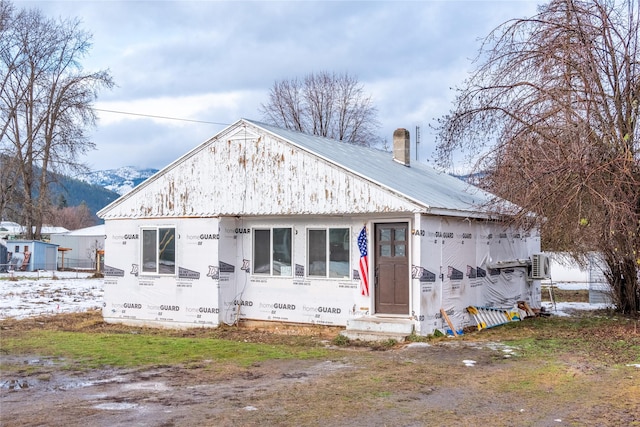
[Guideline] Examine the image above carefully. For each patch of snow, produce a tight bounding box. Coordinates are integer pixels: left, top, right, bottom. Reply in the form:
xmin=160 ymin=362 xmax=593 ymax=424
xmin=404 ymin=342 xmax=431 ymax=349
xmin=554 ymin=282 xmax=591 ymax=291
xmin=0 ymin=270 xmax=102 ymax=320
xmin=462 ymin=359 xmax=476 ymax=367
xmin=543 ymin=302 xmax=611 ymax=317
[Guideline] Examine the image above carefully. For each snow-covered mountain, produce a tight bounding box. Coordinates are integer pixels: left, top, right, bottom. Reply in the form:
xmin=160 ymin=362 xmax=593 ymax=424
xmin=81 ymin=166 xmax=159 ymax=195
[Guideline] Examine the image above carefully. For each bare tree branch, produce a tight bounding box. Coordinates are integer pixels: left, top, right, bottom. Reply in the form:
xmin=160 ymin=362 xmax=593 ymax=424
xmin=0 ymin=1 xmax=113 ymax=236
xmin=435 ymin=0 xmax=640 ymax=314
xmin=260 ymin=71 xmax=381 ymax=147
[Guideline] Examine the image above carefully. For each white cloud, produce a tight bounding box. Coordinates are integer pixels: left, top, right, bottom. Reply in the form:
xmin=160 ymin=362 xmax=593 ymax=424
xmin=95 ymin=90 xmax=264 ymax=126
xmin=21 ymin=0 xmax=539 ymax=170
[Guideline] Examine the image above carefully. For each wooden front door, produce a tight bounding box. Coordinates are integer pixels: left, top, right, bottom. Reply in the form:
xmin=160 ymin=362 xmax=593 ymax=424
xmin=374 ymin=222 xmax=409 ymax=315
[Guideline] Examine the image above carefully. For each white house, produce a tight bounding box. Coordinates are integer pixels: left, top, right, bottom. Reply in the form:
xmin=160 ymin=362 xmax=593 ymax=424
xmin=98 ymin=119 xmax=543 ymax=337
xmin=0 ymin=222 xmax=68 ymax=240
xmin=0 ymin=221 xmax=24 ymax=239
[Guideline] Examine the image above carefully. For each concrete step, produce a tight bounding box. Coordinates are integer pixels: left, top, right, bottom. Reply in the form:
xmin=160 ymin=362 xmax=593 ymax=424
xmin=341 ymin=329 xmax=410 ymax=343
xmin=343 ymin=316 xmax=415 ymax=342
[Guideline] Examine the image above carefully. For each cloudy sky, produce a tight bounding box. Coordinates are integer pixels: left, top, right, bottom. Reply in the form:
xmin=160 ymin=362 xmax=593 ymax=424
xmin=21 ymin=0 xmax=539 ymax=172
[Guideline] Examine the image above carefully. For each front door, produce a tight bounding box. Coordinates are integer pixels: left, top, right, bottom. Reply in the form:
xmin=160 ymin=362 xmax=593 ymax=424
xmin=374 ymin=222 xmax=409 ymax=315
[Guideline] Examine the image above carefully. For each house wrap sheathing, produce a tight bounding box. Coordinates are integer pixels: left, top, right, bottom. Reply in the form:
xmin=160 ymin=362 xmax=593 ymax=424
xmin=98 ymin=119 xmax=541 ymax=336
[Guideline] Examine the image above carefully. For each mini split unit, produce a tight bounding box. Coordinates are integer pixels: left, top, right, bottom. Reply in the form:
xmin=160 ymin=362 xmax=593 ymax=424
xmin=530 ymin=253 xmax=551 ymax=279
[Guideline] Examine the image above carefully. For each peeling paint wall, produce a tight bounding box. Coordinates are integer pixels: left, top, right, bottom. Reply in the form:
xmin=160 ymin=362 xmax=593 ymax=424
xmin=101 ymin=127 xmax=419 ymax=219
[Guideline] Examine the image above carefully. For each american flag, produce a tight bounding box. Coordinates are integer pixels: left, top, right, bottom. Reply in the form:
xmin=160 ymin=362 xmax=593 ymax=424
xmin=357 ymin=226 xmax=369 ymax=296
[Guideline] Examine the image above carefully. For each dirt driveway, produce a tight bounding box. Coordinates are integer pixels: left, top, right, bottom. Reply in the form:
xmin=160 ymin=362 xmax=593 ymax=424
xmin=2 ymin=336 xmax=638 ymax=427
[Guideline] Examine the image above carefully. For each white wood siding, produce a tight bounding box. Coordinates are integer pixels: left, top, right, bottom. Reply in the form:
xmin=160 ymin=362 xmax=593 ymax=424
xmin=101 ymin=127 xmax=421 ymax=219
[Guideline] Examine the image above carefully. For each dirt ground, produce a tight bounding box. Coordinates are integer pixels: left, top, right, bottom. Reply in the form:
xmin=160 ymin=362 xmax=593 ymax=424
xmin=2 ymin=338 xmax=638 ymax=427
xmin=1 ymin=295 xmax=639 ymax=427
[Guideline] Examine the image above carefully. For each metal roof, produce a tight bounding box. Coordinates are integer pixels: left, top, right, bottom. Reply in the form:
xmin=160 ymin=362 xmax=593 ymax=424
xmin=244 ymin=119 xmax=497 ymax=217
xmin=65 ymin=224 xmax=105 ymax=236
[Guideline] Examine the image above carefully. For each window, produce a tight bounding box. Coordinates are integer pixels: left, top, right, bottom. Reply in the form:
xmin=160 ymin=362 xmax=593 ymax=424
xmin=379 ymin=226 xmax=406 ymax=258
xmin=141 ymin=227 xmax=176 ymax=275
xmin=253 ymin=227 xmax=292 ymax=276
xmin=307 ymin=228 xmax=350 ymax=278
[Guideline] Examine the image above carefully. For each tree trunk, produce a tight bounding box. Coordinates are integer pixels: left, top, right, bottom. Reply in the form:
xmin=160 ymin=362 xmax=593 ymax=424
xmin=605 ymin=256 xmax=639 ymax=314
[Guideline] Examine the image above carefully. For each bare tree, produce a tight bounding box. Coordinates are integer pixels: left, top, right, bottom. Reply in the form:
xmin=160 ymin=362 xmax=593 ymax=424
xmin=0 ymin=0 xmax=14 ymax=141
xmin=46 ymin=202 xmax=96 ymax=231
xmin=260 ymin=71 xmax=381 ymax=146
xmin=0 ymin=1 xmax=20 ymax=220
xmin=0 ymin=154 xmax=20 ymax=221
xmin=0 ymin=2 xmax=113 ymax=238
xmin=435 ymin=0 xmax=639 ymax=314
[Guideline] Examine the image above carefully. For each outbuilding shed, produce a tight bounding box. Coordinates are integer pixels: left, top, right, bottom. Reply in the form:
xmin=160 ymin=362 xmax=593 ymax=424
xmin=98 ymin=119 xmax=543 ymax=337
xmin=4 ymin=240 xmax=58 ymax=271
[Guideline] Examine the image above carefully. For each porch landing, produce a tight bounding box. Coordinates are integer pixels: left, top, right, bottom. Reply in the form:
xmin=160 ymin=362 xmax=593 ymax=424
xmin=342 ymin=316 xmax=415 ymax=342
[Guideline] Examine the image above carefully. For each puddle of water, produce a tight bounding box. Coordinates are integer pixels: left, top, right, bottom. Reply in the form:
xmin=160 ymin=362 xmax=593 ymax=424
xmin=57 ymin=381 xmax=96 ymax=391
xmin=85 ymin=393 xmax=109 ymax=400
xmin=93 ymin=402 xmax=139 ymax=410
xmin=1 ymin=356 xmax=65 ymax=367
xmin=25 ymin=358 xmax=63 ymax=366
xmin=93 ymin=376 xmax=128 ymax=385
xmin=1 ymin=379 xmax=30 ymax=390
xmin=53 ymin=374 xmax=131 ymax=391
xmin=121 ymin=382 xmax=169 ymax=392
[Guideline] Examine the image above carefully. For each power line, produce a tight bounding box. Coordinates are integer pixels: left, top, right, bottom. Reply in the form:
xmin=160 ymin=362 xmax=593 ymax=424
xmin=94 ymin=108 xmax=230 ymax=126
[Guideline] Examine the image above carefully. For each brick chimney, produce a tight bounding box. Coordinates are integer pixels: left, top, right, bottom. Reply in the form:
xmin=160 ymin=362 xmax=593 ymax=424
xmin=393 ymin=128 xmax=410 ymax=166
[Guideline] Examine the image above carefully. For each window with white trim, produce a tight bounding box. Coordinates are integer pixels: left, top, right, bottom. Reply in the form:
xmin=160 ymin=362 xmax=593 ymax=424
xmin=307 ymin=228 xmax=350 ymax=278
xmin=141 ymin=227 xmax=176 ymax=275
xmin=253 ymin=227 xmax=292 ymax=276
